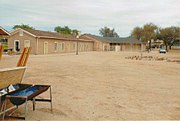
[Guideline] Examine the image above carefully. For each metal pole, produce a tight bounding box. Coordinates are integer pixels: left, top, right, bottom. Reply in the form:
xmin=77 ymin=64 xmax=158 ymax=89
xmin=76 ymin=32 xmax=80 ymax=55
xmin=32 ymin=98 xmax=35 ymax=111
xmin=76 ymin=40 xmax=79 ymax=55
xmin=24 ymin=98 xmax=28 ymax=121
xmin=50 ymin=86 xmax=53 ymax=112
xmin=140 ymin=38 xmax=143 ymax=59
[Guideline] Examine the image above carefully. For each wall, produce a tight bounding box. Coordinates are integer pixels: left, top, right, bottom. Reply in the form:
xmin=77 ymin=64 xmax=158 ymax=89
xmin=110 ymin=43 xmax=145 ymax=52
xmin=8 ymin=30 xmax=37 ymax=54
xmin=37 ymin=38 xmax=94 ymax=54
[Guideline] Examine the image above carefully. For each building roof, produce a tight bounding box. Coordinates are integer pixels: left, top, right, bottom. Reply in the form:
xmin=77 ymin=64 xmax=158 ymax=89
xmin=82 ymin=34 xmax=143 ymax=44
xmin=25 ymin=29 xmax=77 ymax=39
xmin=0 ymin=26 xmax=10 ymax=36
xmin=10 ymin=29 xmax=94 ymax=42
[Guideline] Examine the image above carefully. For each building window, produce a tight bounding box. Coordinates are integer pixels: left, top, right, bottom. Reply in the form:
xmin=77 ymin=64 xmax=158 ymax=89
xmin=59 ymin=42 xmax=65 ymax=51
xmin=62 ymin=42 xmax=65 ymax=51
xmin=54 ymin=42 xmax=58 ymax=52
xmin=72 ymin=42 xmax=76 ymax=51
xmin=19 ymin=30 xmax=23 ymax=36
xmin=24 ymin=40 xmax=30 ymax=47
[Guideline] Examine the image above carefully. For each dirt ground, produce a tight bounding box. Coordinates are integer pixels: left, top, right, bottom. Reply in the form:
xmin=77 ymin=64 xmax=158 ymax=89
xmin=0 ymin=51 xmax=180 ymax=120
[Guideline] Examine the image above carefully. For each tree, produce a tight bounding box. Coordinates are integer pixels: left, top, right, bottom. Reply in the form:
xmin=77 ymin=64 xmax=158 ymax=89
xmin=99 ymin=27 xmax=119 ymax=37
xmin=131 ymin=27 xmax=143 ymax=40
xmin=54 ymin=26 xmax=79 ymax=35
xmin=131 ymin=23 xmax=158 ymax=51
xmin=54 ymin=26 xmax=71 ymax=34
xmin=71 ymin=29 xmax=79 ymax=36
xmin=13 ymin=24 xmax=35 ymax=30
xmin=158 ymin=26 xmax=180 ymax=50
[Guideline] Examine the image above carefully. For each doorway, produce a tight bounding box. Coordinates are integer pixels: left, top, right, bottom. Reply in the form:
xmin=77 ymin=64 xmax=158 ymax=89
xmin=14 ymin=40 xmax=20 ymax=52
xmin=44 ymin=42 xmax=48 ymax=54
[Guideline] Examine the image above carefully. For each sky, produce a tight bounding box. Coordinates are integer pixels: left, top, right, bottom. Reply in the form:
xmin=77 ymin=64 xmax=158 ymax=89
xmin=0 ymin=0 xmax=180 ymax=37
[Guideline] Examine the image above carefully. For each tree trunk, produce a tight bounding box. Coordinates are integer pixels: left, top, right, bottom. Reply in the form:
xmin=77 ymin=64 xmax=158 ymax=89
xmin=165 ymin=45 xmax=168 ymax=52
xmin=149 ymin=40 xmax=151 ymax=52
xmin=169 ymin=45 xmax=172 ymax=50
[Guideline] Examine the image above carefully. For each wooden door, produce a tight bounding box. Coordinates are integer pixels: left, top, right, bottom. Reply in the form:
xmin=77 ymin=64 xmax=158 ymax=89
xmin=44 ymin=42 xmax=48 ymax=54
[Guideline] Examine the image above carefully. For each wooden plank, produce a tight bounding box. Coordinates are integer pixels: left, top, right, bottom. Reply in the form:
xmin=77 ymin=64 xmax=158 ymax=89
xmin=17 ymin=48 xmax=26 ymax=66
xmin=17 ymin=47 xmax=31 ymax=67
xmin=23 ymin=47 xmax=31 ymax=66
xmin=0 ymin=67 xmax=26 ymax=89
xmin=0 ymin=44 xmax=3 ymax=61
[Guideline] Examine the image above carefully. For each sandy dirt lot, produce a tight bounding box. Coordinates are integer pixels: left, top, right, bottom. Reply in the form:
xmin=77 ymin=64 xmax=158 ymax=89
xmin=0 ymin=51 xmax=180 ymax=120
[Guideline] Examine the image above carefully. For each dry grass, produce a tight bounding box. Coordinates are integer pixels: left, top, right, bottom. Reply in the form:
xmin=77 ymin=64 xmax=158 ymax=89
xmin=0 ymin=50 xmax=180 ymax=120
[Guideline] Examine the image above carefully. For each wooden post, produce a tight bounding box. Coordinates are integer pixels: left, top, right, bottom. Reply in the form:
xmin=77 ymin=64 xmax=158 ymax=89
xmin=0 ymin=44 xmax=3 ymax=61
xmin=17 ymin=47 xmax=31 ymax=67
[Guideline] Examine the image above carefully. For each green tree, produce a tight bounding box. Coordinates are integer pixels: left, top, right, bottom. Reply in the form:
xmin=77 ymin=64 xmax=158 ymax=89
xmin=71 ymin=29 xmax=79 ymax=36
xmin=13 ymin=24 xmax=35 ymax=30
xmin=54 ymin=26 xmax=79 ymax=35
xmin=99 ymin=27 xmax=119 ymax=37
xmin=131 ymin=27 xmax=143 ymax=40
xmin=131 ymin=23 xmax=158 ymax=51
xmin=54 ymin=26 xmax=71 ymax=34
xmin=158 ymin=26 xmax=180 ymax=50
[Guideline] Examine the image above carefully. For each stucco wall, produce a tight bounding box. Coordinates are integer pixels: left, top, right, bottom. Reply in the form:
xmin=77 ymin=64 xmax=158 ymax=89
xmin=8 ymin=30 xmax=37 ymax=54
xmin=37 ymin=38 xmax=94 ymax=54
xmin=110 ymin=44 xmax=145 ymax=52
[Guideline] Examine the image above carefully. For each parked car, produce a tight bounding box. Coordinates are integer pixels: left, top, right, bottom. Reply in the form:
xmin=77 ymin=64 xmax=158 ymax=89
xmin=159 ymin=48 xmax=166 ymax=53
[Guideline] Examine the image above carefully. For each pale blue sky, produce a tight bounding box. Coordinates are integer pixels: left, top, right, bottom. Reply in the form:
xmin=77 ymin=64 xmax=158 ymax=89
xmin=0 ymin=0 xmax=180 ymax=37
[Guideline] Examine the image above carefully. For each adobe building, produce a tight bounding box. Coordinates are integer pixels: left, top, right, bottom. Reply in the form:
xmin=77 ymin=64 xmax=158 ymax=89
xmin=8 ymin=28 xmax=145 ymax=55
xmin=0 ymin=26 xmax=10 ymax=45
xmin=80 ymin=34 xmax=146 ymax=52
xmin=8 ymin=29 xmax=94 ymax=54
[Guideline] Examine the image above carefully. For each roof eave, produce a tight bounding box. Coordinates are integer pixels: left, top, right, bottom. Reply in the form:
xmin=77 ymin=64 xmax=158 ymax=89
xmin=0 ymin=26 xmax=10 ymax=36
xmin=38 ymin=36 xmax=94 ymax=42
xmin=10 ymin=28 xmax=37 ymax=37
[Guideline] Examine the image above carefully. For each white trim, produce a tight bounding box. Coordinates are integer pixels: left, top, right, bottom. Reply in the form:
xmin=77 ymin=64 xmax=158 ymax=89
xmin=0 ymin=26 xmax=10 ymax=35
xmin=10 ymin=28 xmax=36 ymax=37
xmin=38 ymin=36 xmax=93 ymax=42
xmin=14 ymin=40 xmax=20 ymax=52
xmin=0 ymin=66 xmax=26 ymax=72
xmin=54 ymin=42 xmax=58 ymax=52
xmin=59 ymin=42 xmax=65 ymax=52
xmin=24 ymin=40 xmax=30 ymax=47
xmin=44 ymin=41 xmax=48 ymax=54
xmin=19 ymin=29 xmax=23 ymax=36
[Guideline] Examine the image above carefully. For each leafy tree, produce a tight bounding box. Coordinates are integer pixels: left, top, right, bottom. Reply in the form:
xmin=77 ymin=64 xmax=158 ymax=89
xmin=54 ymin=26 xmax=79 ymax=35
xmin=131 ymin=23 xmax=158 ymax=51
xmin=13 ymin=24 xmax=35 ymax=30
xmin=54 ymin=26 xmax=71 ymax=34
xmin=142 ymin=23 xmax=158 ymax=51
xmin=158 ymin=26 xmax=180 ymax=50
xmin=99 ymin=27 xmax=119 ymax=37
xmin=131 ymin=27 xmax=143 ymax=40
xmin=71 ymin=29 xmax=79 ymax=36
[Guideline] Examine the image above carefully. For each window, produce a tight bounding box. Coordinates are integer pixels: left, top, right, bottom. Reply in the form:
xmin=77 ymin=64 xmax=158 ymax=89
xmin=62 ymin=42 xmax=65 ymax=51
xmin=59 ymin=42 xmax=65 ymax=52
xmin=54 ymin=42 xmax=58 ymax=52
xmin=72 ymin=42 xmax=76 ymax=51
xmin=24 ymin=40 xmax=30 ymax=47
xmin=19 ymin=30 xmax=23 ymax=36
